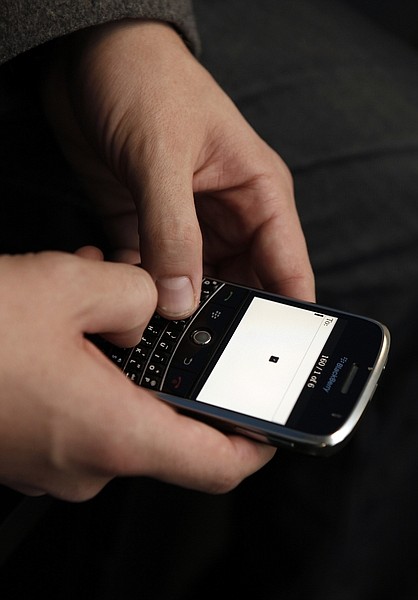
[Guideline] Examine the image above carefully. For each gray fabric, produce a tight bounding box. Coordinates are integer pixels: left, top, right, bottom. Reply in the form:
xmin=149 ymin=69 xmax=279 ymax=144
xmin=0 ymin=0 xmax=200 ymax=64
xmin=190 ymin=2 xmax=418 ymax=598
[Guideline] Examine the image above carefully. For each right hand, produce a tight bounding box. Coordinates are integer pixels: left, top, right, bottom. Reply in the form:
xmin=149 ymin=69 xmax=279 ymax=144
xmin=0 ymin=251 xmax=275 ymax=501
xmin=41 ymin=20 xmax=315 ymax=319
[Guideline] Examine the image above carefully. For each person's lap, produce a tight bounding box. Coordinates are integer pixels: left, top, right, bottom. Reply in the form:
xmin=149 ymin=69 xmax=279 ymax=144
xmin=191 ymin=1 xmax=418 ymax=597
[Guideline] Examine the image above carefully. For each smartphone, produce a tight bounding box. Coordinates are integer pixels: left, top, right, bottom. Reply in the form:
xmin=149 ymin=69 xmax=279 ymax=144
xmin=93 ymin=277 xmax=390 ymax=455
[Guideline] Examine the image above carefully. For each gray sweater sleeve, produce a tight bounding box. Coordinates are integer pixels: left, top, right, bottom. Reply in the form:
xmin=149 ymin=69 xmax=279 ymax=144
xmin=0 ymin=0 xmax=200 ymax=65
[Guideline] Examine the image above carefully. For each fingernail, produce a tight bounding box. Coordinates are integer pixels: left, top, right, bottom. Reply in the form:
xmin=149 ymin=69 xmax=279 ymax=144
xmin=156 ymin=276 xmax=195 ymax=317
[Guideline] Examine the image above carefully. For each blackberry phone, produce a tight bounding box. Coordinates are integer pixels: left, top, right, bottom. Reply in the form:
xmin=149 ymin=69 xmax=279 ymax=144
xmin=93 ymin=278 xmax=390 ymax=455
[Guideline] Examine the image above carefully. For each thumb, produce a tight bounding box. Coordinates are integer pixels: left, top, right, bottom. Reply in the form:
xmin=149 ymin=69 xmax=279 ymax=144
xmin=74 ymin=257 xmax=158 ymax=348
xmin=136 ymin=172 xmax=203 ymax=319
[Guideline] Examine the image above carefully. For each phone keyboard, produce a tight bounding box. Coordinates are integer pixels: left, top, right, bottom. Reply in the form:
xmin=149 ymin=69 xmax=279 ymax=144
xmin=93 ymin=278 xmax=249 ymax=398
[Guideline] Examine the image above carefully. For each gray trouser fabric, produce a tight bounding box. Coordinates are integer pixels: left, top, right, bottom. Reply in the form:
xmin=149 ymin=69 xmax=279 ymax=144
xmin=2 ymin=1 xmax=418 ymax=598
xmin=193 ymin=2 xmax=418 ymax=598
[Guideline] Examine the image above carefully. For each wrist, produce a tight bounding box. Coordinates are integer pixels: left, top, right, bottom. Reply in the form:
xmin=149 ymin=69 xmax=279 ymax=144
xmin=70 ymin=19 xmax=190 ymax=65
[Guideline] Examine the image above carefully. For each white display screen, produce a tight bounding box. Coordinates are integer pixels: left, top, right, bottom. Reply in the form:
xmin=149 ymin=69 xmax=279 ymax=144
xmin=196 ymin=297 xmax=337 ymax=424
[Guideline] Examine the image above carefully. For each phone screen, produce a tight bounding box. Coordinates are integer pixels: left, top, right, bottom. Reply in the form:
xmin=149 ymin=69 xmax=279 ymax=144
xmin=196 ymin=297 xmax=337 ymax=425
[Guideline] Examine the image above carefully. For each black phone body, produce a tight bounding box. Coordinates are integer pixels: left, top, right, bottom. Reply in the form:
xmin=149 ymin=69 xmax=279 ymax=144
xmin=95 ymin=278 xmax=390 ymax=455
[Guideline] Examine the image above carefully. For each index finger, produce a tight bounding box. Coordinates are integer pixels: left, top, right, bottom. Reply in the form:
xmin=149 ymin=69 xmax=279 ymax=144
xmin=252 ymin=201 xmax=316 ymax=302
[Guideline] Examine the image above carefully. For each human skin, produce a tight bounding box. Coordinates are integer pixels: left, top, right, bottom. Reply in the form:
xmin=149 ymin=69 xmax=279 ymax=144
xmin=0 ymin=19 xmax=316 ymax=502
xmin=0 ymin=249 xmax=275 ymax=501
xmin=41 ymin=20 xmax=315 ymax=314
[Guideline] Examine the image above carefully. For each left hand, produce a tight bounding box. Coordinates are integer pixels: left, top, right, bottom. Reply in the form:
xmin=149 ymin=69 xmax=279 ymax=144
xmin=41 ymin=19 xmax=315 ymax=318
